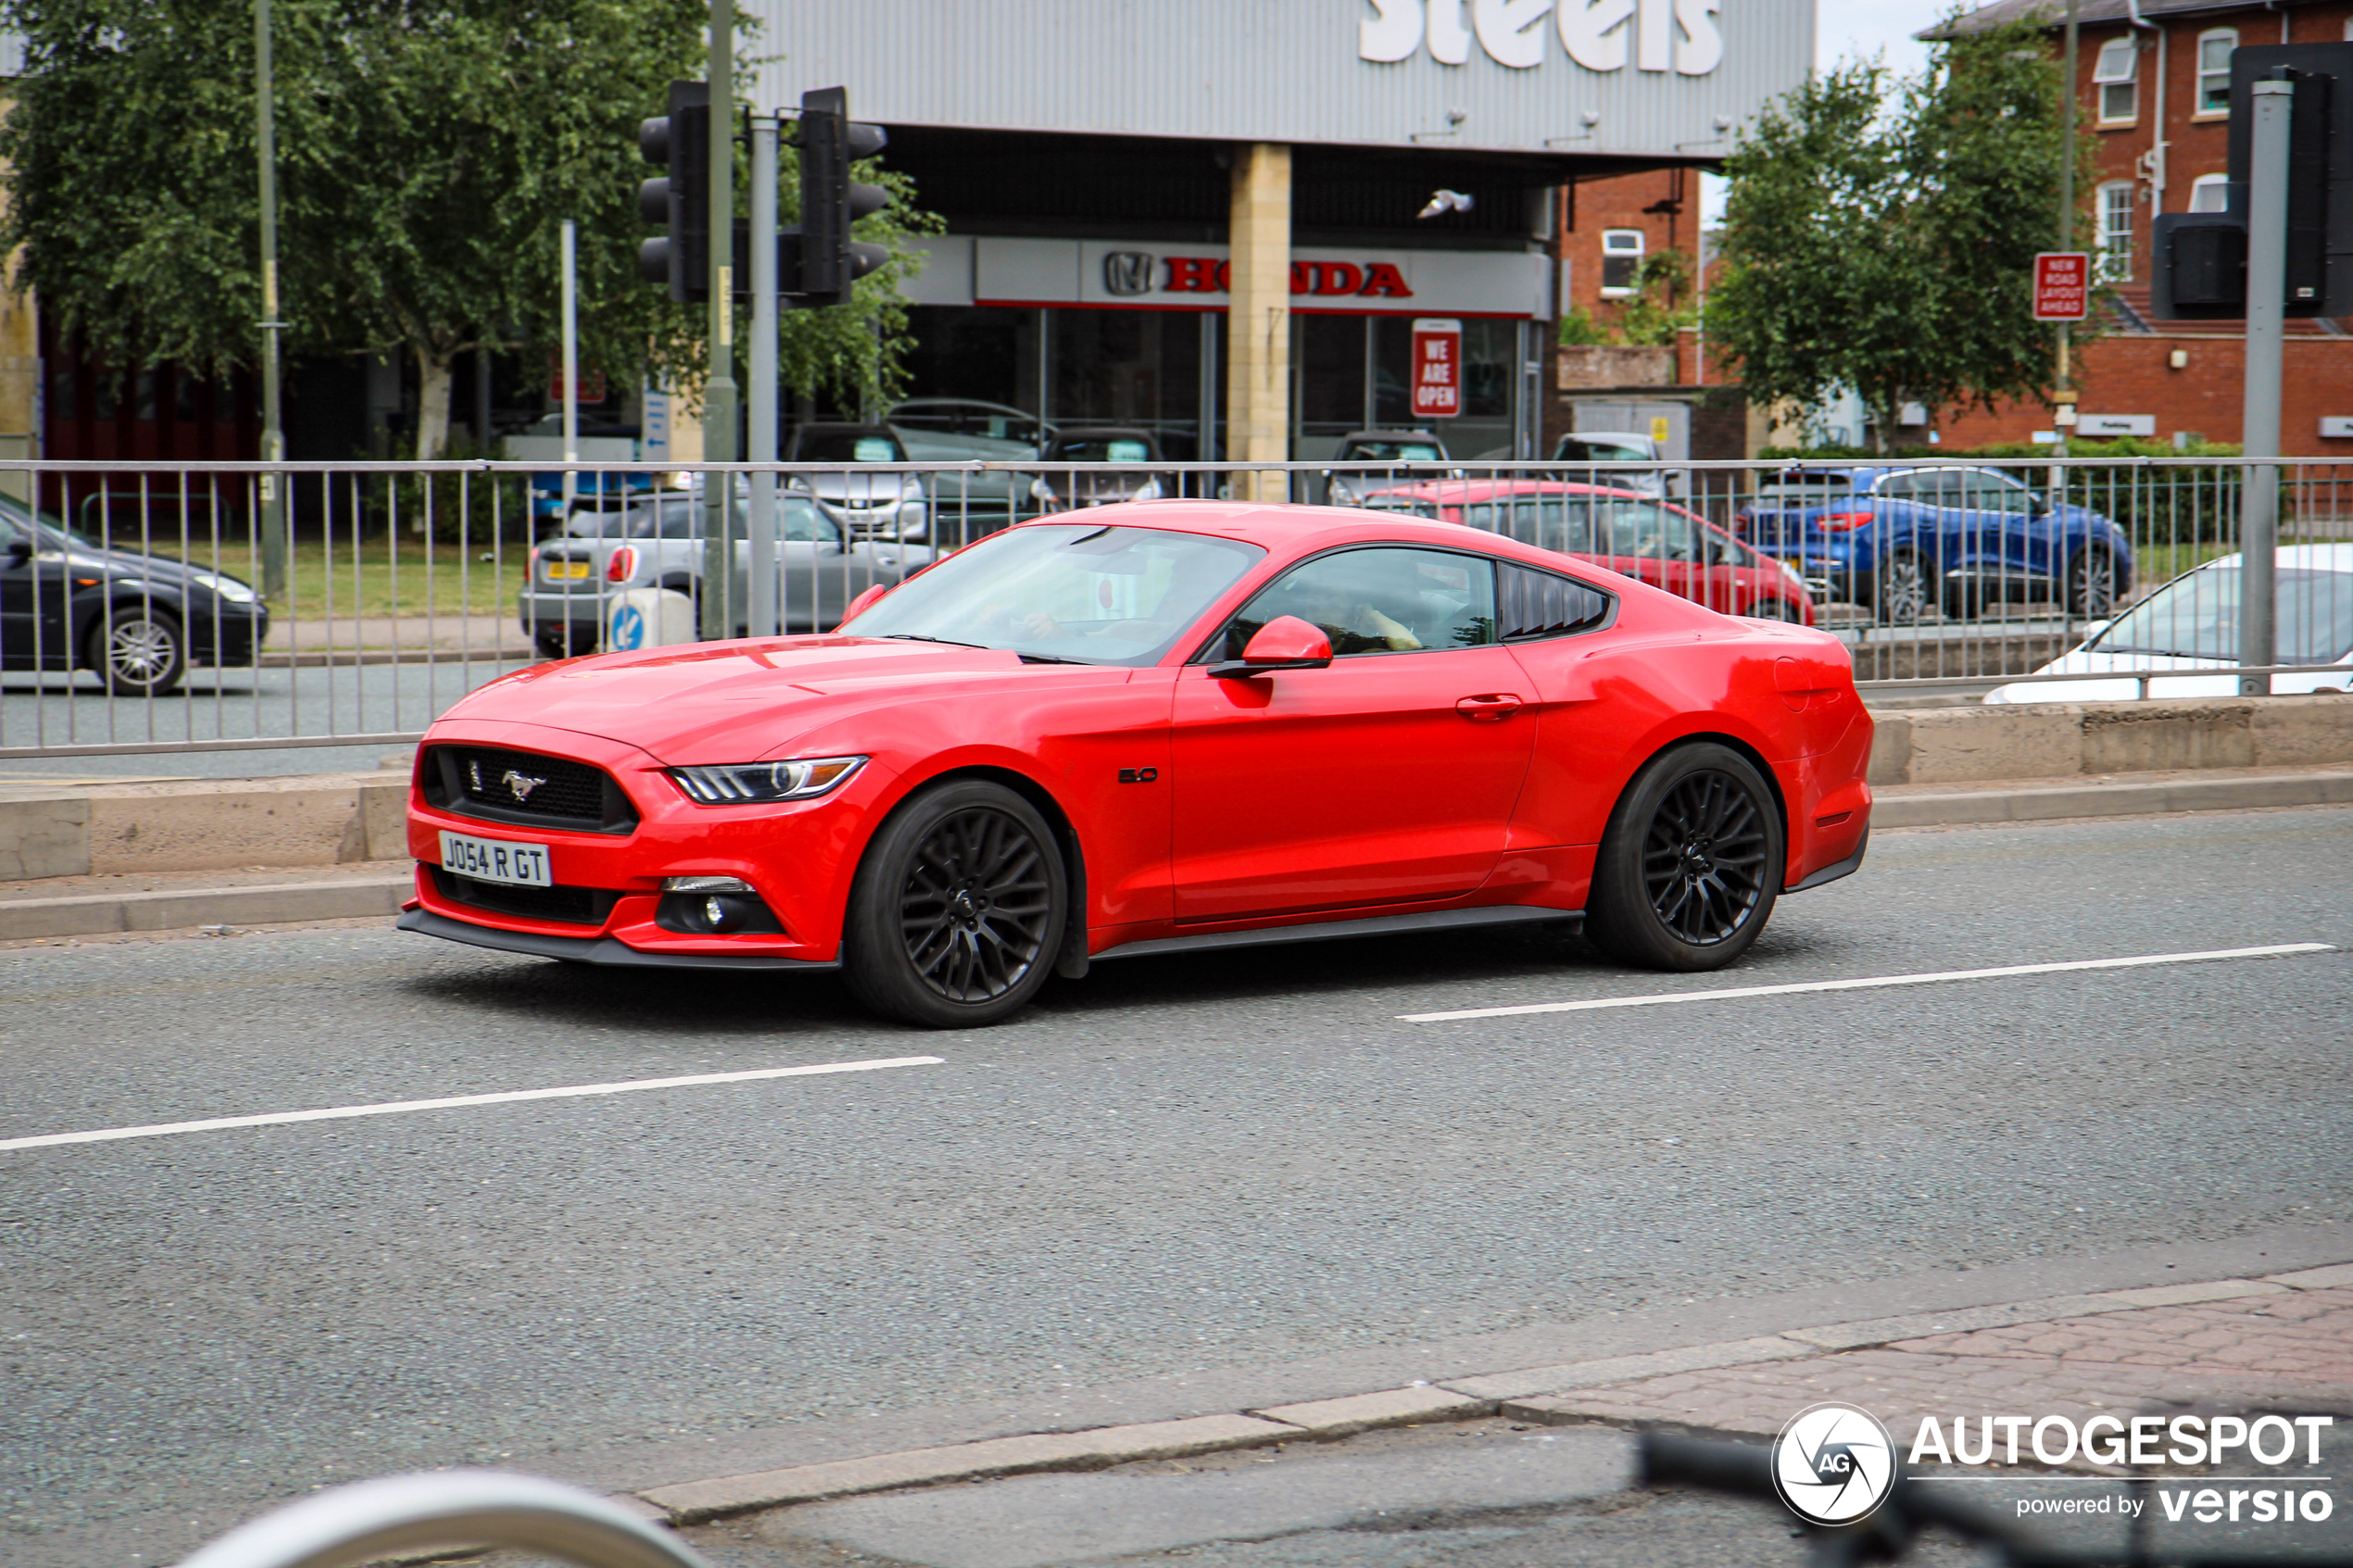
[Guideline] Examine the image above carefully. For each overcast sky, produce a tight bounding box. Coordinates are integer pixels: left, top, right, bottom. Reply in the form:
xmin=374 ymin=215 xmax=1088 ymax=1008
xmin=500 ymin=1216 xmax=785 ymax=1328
xmin=1698 ymin=0 xmax=1966 ymax=225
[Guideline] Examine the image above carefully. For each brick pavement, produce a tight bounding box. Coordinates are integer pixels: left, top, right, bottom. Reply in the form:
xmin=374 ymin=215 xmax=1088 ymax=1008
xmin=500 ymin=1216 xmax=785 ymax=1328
xmin=1507 ymin=1278 xmax=2353 ymax=1453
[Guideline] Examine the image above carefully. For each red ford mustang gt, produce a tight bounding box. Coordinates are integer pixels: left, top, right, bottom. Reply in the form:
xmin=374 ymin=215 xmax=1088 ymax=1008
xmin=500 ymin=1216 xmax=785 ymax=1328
xmin=400 ymin=501 xmax=1873 ymax=1026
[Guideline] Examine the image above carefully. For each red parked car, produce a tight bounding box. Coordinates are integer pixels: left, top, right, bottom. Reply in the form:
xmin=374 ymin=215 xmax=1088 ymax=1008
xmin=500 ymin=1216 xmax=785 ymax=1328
xmin=401 ymin=501 xmax=1872 ymax=1026
xmin=1359 ymin=479 xmax=1816 ymax=624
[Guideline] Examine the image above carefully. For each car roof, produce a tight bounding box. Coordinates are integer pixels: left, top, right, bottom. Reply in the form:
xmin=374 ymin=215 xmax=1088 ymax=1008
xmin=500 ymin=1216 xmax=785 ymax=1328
xmin=1013 ymin=498 xmax=1686 ymax=577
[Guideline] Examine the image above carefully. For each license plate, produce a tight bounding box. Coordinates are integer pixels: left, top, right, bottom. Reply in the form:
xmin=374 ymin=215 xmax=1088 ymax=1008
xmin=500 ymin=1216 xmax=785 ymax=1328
xmin=438 ymin=831 xmax=553 ymax=887
xmin=547 ymin=561 xmax=593 ymax=580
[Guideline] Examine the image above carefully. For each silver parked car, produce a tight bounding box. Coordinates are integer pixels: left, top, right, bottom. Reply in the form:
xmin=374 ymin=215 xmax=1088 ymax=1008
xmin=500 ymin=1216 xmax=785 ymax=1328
xmin=1323 ymin=429 xmax=1453 ymax=508
xmin=1550 ymin=431 xmax=1684 ymax=499
xmin=1029 ymin=427 xmax=1176 ymax=511
xmin=520 ymin=487 xmax=932 ymax=659
xmin=785 ymin=422 xmax=930 ymax=542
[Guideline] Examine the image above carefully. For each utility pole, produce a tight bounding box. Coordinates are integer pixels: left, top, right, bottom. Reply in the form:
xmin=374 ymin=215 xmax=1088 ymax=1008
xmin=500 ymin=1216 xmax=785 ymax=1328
xmin=700 ymin=0 xmax=737 ymax=642
xmin=2238 ymin=75 xmax=2293 ymax=695
xmin=2053 ymin=0 xmax=2079 ymax=465
xmin=253 ymin=0 xmax=287 ymax=600
xmin=747 ymin=112 xmax=779 ymax=639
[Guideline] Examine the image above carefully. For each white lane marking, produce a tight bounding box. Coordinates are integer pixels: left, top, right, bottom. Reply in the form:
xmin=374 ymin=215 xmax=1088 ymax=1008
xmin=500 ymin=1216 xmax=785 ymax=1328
xmin=1400 ymin=943 xmax=2335 ymax=1023
xmin=0 ymin=1056 xmax=945 ymax=1153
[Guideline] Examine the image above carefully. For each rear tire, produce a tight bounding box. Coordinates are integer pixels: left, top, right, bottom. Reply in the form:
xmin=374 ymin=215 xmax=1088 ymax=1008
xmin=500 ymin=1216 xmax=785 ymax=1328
xmin=1872 ymin=550 xmax=1933 ymax=625
xmin=1585 ymin=743 xmax=1784 ymax=972
xmin=841 ymin=779 xmax=1068 ymax=1028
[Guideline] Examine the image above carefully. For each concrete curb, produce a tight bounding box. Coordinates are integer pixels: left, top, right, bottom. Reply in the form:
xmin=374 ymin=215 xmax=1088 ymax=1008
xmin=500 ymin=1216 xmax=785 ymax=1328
xmin=1874 ymin=769 xmax=2353 ymax=827
xmin=616 ymin=1262 xmax=2353 ymax=1525
xmin=0 ymin=873 xmax=411 ymax=940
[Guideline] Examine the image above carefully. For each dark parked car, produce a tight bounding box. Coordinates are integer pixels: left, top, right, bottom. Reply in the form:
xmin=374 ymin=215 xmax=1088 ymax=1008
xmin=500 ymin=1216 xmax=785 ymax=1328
xmin=0 ymin=497 xmax=268 ymax=694
xmin=1029 ymin=427 xmax=1174 ymax=511
xmin=1736 ymin=466 xmax=2134 ymax=622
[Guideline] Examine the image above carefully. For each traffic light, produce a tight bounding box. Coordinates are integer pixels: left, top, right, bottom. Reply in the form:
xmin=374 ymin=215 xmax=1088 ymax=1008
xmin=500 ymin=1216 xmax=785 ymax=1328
xmin=792 ymin=86 xmax=889 ymax=306
xmin=2151 ymin=43 xmax=2352 ymax=320
xmin=638 ymin=81 xmax=711 ymax=303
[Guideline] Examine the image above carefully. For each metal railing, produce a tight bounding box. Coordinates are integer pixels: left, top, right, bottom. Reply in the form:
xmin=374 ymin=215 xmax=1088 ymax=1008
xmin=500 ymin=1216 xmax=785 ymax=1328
xmin=3 ymin=456 xmax=2347 ymax=762
xmin=175 ymin=1469 xmax=705 ymax=1568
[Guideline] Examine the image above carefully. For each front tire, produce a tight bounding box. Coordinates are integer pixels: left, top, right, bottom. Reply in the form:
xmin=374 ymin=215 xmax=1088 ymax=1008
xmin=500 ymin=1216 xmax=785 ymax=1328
xmin=1585 ymin=743 xmax=1783 ymax=972
xmin=841 ymin=780 xmax=1068 ymax=1027
xmin=87 ymin=605 xmax=185 ymax=695
xmin=2067 ymin=546 xmax=2120 ymax=618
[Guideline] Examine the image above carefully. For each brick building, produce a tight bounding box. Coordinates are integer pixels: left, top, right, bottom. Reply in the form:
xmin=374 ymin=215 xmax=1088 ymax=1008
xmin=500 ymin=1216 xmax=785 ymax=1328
xmin=1931 ymin=0 xmax=2353 ymax=455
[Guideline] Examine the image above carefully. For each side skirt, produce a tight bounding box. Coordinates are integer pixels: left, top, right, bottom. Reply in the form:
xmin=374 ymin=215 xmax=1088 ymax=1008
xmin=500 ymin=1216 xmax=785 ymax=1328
xmin=397 ymin=908 xmax=840 ymax=971
xmin=1091 ymin=903 xmax=1581 ymax=963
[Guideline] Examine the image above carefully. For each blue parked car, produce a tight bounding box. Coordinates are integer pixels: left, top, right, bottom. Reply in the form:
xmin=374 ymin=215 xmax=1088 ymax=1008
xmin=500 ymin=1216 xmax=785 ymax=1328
xmin=1736 ymin=466 xmax=2133 ymax=622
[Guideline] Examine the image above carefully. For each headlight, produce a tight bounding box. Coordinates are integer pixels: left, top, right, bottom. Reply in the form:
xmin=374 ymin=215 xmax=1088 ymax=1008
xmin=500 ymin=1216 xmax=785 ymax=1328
xmin=897 ymin=500 xmax=926 ymax=526
xmin=1030 ymin=477 xmax=1056 ymax=501
xmin=669 ymin=755 xmax=866 ymax=804
xmin=1131 ymin=478 xmax=1163 ymax=501
xmin=192 ymin=570 xmax=258 ymax=604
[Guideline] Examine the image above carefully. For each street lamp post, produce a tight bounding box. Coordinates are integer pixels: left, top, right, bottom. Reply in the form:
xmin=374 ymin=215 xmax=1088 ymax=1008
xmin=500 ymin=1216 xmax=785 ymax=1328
xmin=253 ymin=0 xmax=287 ymax=600
xmin=2053 ymin=0 xmax=2079 ymax=465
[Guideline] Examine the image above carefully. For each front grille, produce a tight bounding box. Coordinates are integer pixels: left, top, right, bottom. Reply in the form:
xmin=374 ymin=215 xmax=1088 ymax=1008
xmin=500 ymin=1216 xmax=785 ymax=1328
xmin=423 ymin=745 xmax=637 ymax=833
xmin=432 ymin=868 xmax=620 ymax=926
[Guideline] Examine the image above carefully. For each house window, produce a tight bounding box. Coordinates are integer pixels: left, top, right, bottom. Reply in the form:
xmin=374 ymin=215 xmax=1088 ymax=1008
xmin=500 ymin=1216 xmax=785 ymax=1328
xmin=2188 ymin=174 xmax=2231 ymax=213
xmin=2196 ymin=29 xmax=2236 ymax=115
xmin=2097 ymin=182 xmax=2137 ymax=281
xmin=2095 ymin=37 xmax=2138 ymax=123
xmin=1600 ymin=230 xmax=1645 ymax=295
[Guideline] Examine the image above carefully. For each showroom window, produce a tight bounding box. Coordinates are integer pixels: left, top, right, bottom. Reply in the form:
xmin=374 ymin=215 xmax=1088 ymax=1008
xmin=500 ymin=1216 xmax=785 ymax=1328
xmin=2095 ymin=38 xmax=2138 ymax=123
xmin=2197 ymin=30 xmax=2237 ymax=115
xmin=1600 ymin=230 xmax=1645 ymax=295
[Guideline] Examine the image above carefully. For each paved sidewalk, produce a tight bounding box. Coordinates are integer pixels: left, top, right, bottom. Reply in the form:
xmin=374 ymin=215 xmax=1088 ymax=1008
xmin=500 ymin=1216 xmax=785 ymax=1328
xmin=1509 ymin=1271 xmax=2353 ymax=1447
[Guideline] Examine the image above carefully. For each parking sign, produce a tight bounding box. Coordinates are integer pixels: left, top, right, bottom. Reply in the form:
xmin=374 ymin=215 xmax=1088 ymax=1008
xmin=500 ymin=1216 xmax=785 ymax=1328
xmin=1411 ymin=319 xmax=1462 ymax=418
xmin=2032 ymin=253 xmax=2090 ymax=320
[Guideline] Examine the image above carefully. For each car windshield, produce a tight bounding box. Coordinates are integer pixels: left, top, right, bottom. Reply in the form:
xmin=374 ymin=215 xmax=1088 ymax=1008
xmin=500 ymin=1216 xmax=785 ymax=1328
xmin=1345 ymin=441 xmax=1443 ymax=462
xmin=797 ymin=431 xmax=905 ymax=463
xmin=844 ymin=523 xmax=1264 ymax=666
xmin=1554 ymin=439 xmax=1649 ymax=464
xmin=1049 ymin=437 xmax=1154 ymax=462
xmin=2090 ymin=567 xmax=2353 ymax=663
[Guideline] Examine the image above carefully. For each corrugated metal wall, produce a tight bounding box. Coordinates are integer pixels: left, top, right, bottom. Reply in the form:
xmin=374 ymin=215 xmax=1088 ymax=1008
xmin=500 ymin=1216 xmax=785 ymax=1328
xmin=748 ymin=0 xmax=1812 ymax=161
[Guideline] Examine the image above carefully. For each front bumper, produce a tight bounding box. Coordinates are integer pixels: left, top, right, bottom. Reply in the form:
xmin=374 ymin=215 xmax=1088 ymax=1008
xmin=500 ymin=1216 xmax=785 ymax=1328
xmin=403 ymin=718 xmax=898 ymax=966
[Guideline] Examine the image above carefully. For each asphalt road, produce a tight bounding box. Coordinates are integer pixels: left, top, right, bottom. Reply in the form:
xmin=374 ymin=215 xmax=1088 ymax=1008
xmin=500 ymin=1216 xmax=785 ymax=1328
xmin=4 ymin=808 xmax=2350 ymax=1567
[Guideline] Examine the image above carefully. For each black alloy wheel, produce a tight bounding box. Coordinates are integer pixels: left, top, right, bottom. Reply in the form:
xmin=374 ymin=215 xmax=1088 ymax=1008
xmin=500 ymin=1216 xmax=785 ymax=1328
xmin=1585 ymin=742 xmax=1784 ymax=971
xmin=87 ymin=605 xmax=185 ymax=696
xmin=842 ymin=779 xmax=1067 ymax=1027
xmin=1873 ymin=550 xmax=1932 ymax=625
xmin=2068 ymin=546 xmax=2120 ymax=619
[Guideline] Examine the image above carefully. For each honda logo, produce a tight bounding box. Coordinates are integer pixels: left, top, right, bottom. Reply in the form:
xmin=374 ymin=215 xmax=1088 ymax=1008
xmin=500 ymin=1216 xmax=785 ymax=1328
xmin=1102 ymin=251 xmax=1153 ymax=296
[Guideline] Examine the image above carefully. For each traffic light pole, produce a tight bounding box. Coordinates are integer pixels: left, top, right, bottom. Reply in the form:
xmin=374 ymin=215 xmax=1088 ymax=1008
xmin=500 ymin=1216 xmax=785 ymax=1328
xmin=2238 ymin=75 xmax=2293 ymax=695
xmin=747 ymin=113 xmax=779 ymax=640
xmin=253 ymin=0 xmax=287 ymax=601
xmin=701 ymin=0 xmax=738 ymax=642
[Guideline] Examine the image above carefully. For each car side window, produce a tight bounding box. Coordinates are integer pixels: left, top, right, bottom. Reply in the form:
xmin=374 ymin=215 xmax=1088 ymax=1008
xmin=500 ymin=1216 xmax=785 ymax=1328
xmin=1218 ymin=547 xmax=1496 ymax=659
xmin=781 ymin=499 xmax=839 ymax=544
xmin=1497 ymin=563 xmax=1611 ymax=641
xmin=1964 ymin=472 xmax=2032 ymax=513
xmin=1598 ymin=499 xmax=1693 ymax=560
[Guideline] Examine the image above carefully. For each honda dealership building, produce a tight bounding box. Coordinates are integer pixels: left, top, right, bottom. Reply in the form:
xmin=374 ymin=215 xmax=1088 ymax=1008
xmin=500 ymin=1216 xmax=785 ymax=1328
xmin=755 ymin=0 xmax=1811 ymax=470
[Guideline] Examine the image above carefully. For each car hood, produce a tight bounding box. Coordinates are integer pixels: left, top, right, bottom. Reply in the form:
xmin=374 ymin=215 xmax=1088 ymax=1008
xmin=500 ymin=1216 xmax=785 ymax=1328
xmin=790 ymin=471 xmax=922 ymax=505
xmin=46 ymin=540 xmax=225 ymax=592
xmin=437 ymin=635 xmax=1131 ymax=762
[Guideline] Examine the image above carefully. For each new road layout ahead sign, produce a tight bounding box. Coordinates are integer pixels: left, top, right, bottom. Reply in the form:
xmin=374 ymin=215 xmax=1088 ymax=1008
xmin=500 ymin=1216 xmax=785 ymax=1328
xmin=2033 ymin=253 xmax=2091 ymax=320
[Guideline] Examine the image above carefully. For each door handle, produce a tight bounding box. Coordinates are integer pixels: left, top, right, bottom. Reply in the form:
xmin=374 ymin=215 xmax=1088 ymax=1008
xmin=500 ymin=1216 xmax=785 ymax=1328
xmin=1455 ymin=694 xmax=1523 ymax=721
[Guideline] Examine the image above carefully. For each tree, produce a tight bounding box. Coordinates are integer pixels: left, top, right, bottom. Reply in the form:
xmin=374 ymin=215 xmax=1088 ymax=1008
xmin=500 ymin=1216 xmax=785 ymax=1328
xmin=0 ymin=0 xmax=936 ymax=460
xmin=1705 ymin=19 xmax=2091 ymax=452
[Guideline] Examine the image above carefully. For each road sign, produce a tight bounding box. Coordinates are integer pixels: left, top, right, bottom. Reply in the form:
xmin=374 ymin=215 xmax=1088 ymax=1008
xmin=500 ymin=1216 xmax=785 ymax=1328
xmin=2032 ymin=253 xmax=2091 ymax=320
xmin=1411 ymin=318 xmax=1462 ymax=419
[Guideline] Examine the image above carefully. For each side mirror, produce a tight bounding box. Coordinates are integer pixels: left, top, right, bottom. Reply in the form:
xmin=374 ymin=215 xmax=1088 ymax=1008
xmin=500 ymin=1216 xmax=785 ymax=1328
xmin=1208 ymin=614 xmax=1333 ymax=679
xmin=3 ymin=535 xmax=28 ymax=566
xmin=836 ymin=582 xmax=891 ymax=630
